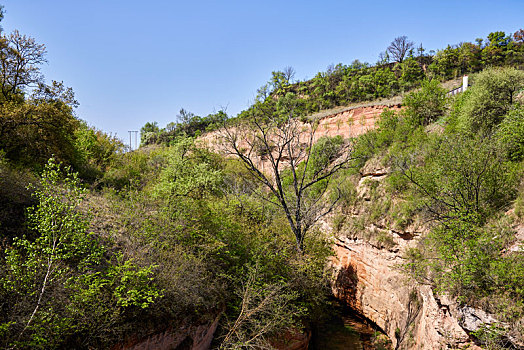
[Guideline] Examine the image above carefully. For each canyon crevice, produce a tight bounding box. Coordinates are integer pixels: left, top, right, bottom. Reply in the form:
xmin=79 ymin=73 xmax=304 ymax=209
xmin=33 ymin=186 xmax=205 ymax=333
xmin=330 ymin=234 xmax=481 ymax=349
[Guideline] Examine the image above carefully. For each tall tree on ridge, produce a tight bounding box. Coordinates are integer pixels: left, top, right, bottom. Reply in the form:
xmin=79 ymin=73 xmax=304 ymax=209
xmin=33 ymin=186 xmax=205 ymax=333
xmin=387 ymin=36 xmax=415 ymax=63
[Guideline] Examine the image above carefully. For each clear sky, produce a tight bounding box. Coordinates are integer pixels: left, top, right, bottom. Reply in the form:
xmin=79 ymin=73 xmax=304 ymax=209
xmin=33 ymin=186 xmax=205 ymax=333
xmin=1 ymin=0 xmax=523 ymax=146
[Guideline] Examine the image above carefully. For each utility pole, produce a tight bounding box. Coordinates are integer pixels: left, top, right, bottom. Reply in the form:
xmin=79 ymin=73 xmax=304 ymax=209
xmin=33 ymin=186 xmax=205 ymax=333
xmin=128 ymin=130 xmax=138 ymax=151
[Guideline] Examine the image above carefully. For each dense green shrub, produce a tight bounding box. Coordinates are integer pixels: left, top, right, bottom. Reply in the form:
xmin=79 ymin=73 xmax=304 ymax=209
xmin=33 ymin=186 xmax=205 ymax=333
xmin=496 ymin=105 xmax=524 ymax=161
xmin=403 ymin=79 xmax=448 ymax=125
xmin=153 ymin=137 xmax=223 ymax=201
xmin=0 ymin=159 xmax=161 ymax=349
xmin=73 ymin=121 xmax=125 ymax=181
xmin=456 ymin=67 xmax=524 ymax=133
xmin=403 ymin=133 xmax=517 ymax=223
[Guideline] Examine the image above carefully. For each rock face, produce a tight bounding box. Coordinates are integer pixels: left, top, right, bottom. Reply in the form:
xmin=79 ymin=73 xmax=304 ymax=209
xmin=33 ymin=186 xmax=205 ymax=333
xmin=311 ymin=104 xmax=402 ymax=140
xmin=331 ymin=236 xmax=481 ymax=349
xmin=200 ymin=103 xmax=401 ymax=154
xmin=114 ymin=314 xmax=221 ymax=350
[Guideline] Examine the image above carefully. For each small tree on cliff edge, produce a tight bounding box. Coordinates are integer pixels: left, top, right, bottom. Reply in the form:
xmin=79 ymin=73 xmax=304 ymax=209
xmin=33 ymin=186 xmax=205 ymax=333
xmin=221 ymin=98 xmax=354 ymax=252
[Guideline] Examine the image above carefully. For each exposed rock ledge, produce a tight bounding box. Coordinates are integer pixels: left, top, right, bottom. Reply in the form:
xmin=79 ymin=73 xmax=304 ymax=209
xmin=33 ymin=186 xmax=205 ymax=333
xmin=113 ymin=314 xmax=221 ymax=350
xmin=330 ymin=236 xmax=481 ymax=349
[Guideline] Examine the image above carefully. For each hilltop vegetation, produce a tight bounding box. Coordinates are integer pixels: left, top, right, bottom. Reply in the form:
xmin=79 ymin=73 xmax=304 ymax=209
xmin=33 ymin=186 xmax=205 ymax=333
xmin=141 ymin=30 xmax=524 ymax=146
xmin=0 ymin=4 xmax=523 ymax=348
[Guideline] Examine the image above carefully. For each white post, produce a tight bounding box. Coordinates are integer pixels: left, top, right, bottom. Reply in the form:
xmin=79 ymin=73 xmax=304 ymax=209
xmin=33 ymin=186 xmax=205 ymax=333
xmin=463 ymin=75 xmax=469 ymax=92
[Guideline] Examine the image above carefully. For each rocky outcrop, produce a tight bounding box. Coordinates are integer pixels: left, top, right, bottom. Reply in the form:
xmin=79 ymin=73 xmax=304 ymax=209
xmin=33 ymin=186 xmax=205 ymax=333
xmin=114 ymin=314 xmax=221 ymax=350
xmin=311 ymin=104 xmax=402 ymax=140
xmin=331 ymin=236 xmax=480 ymax=349
xmin=200 ymin=103 xmax=401 ymax=155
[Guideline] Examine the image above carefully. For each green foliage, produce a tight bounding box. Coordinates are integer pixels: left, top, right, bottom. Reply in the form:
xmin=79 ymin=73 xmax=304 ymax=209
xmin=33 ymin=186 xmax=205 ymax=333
xmin=515 ymin=187 xmax=524 ymax=220
xmin=140 ymin=110 xmax=229 ymax=146
xmin=0 ymin=159 xmax=160 ymax=349
xmin=73 ymin=121 xmax=125 ymax=181
xmin=308 ymin=135 xmax=344 ymax=177
xmin=496 ymin=105 xmax=524 ymax=161
xmin=403 ymin=79 xmax=448 ymax=125
xmin=456 ymin=67 xmax=524 ymax=133
xmin=0 ymin=91 xmax=79 ymax=169
xmin=398 ymin=57 xmax=425 ymax=90
xmin=405 ymin=133 xmax=517 ymax=222
xmin=153 ymin=137 xmax=222 ymax=200
xmin=351 ymin=108 xmax=427 ymax=170
xmin=102 ymin=146 xmax=164 ymax=190
xmin=140 ymin=121 xmax=160 ymax=146
xmin=423 ymin=214 xmax=523 ymax=313
xmin=1 ymin=15 xmax=523 ymax=347
xmin=351 ymin=109 xmax=400 ymax=166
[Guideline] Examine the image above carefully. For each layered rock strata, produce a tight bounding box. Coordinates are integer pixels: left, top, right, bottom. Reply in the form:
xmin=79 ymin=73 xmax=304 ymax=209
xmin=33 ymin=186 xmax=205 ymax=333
xmin=331 ymin=236 xmax=480 ymax=349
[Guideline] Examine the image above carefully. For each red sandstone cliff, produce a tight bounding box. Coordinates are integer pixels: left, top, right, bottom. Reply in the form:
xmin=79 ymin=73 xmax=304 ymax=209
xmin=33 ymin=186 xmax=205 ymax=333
xmin=328 ymin=165 xmax=524 ymax=349
xmin=199 ymin=103 xmax=402 ymax=154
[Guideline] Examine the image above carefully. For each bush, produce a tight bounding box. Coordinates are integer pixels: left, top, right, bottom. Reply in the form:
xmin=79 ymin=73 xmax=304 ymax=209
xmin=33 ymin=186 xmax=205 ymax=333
xmin=496 ymin=105 xmax=524 ymax=161
xmin=0 ymin=159 xmax=161 ymax=349
xmin=404 ymin=133 xmax=518 ymax=222
xmin=456 ymin=67 xmax=524 ymax=133
xmin=403 ymin=79 xmax=448 ymax=126
xmin=73 ymin=121 xmax=125 ymax=181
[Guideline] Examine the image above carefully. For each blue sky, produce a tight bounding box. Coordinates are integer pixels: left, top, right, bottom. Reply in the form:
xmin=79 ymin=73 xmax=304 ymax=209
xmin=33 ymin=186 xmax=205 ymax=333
xmin=1 ymin=0 xmax=523 ymax=146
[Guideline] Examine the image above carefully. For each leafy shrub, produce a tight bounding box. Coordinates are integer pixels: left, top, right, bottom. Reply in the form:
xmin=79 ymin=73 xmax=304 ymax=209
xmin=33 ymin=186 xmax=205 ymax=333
xmin=403 ymin=79 xmax=448 ymax=126
xmin=153 ymin=137 xmax=223 ymax=201
xmin=73 ymin=121 xmax=125 ymax=181
xmin=403 ymin=133 xmax=517 ymax=223
xmin=496 ymin=105 xmax=524 ymax=161
xmin=456 ymin=67 xmax=524 ymax=133
xmin=0 ymin=159 xmax=161 ymax=349
xmin=103 ymin=147 xmax=164 ymax=190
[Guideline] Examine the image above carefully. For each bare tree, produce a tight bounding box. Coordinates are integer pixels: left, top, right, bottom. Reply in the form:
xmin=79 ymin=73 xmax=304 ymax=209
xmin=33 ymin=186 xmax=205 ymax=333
xmin=282 ymin=66 xmax=296 ymax=84
xmin=0 ymin=30 xmax=47 ymax=101
xmin=220 ymin=102 xmax=354 ymax=252
xmin=377 ymin=51 xmax=390 ymax=65
xmin=387 ymin=36 xmax=414 ymax=63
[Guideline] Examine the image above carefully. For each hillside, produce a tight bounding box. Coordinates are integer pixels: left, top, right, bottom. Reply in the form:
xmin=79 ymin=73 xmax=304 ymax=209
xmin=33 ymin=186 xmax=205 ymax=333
xmin=0 ymin=14 xmax=524 ymax=349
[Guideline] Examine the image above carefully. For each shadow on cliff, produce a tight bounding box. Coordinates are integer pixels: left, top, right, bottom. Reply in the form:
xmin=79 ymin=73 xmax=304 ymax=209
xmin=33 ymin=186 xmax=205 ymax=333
xmin=333 ymin=264 xmax=360 ymax=309
xmin=331 ymin=264 xmax=392 ymax=349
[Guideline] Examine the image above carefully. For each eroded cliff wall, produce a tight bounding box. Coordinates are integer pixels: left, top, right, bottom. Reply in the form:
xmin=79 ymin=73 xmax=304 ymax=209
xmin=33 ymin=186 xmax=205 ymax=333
xmin=327 ymin=167 xmax=486 ymax=349
xmin=331 ymin=235 xmax=479 ymax=349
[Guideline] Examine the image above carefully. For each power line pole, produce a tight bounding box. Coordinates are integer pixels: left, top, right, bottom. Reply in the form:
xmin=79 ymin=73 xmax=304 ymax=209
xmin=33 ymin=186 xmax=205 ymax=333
xmin=128 ymin=130 xmax=138 ymax=151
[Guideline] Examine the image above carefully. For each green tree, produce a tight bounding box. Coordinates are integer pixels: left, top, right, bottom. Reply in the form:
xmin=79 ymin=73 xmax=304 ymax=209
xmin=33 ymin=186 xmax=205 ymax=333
xmin=496 ymin=106 xmax=524 ymax=161
xmin=487 ymin=31 xmax=510 ymax=48
xmin=398 ymin=57 xmax=425 ymax=90
xmin=0 ymin=159 xmax=160 ymax=348
xmin=154 ymin=137 xmax=222 ymax=200
xmin=403 ymin=79 xmax=447 ymax=126
xmin=0 ymin=30 xmax=47 ymax=102
xmin=73 ymin=121 xmax=125 ymax=180
xmin=0 ymin=82 xmax=80 ymax=167
xmin=456 ymin=67 xmax=524 ymax=133
xmin=140 ymin=121 xmax=160 ymax=146
xmin=401 ymin=133 xmax=516 ymax=226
